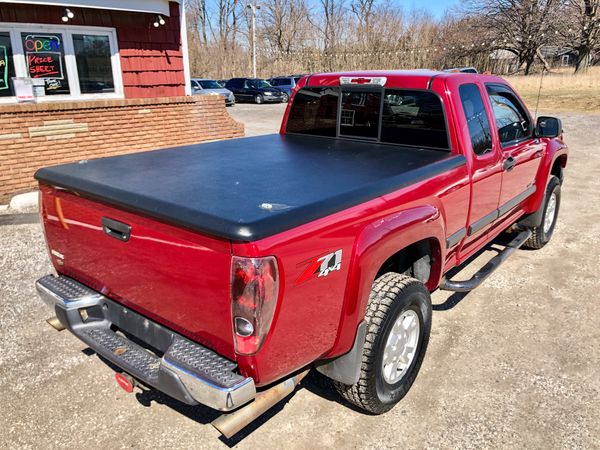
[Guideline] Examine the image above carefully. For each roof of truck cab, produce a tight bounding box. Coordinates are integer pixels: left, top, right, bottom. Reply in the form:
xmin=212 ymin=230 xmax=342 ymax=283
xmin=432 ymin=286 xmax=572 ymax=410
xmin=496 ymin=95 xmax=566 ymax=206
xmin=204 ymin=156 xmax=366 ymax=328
xmin=305 ymin=70 xmax=508 ymax=90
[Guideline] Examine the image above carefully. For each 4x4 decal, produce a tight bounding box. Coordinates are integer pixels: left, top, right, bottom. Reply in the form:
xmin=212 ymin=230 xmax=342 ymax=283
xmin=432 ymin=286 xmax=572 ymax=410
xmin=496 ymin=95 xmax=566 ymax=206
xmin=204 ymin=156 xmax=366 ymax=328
xmin=296 ymin=250 xmax=343 ymax=285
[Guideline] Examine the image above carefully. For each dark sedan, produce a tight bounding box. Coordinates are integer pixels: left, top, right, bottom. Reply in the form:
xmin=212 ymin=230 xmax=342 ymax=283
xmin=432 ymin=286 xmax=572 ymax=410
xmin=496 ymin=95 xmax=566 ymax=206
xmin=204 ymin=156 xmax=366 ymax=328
xmin=224 ymin=78 xmax=288 ymax=104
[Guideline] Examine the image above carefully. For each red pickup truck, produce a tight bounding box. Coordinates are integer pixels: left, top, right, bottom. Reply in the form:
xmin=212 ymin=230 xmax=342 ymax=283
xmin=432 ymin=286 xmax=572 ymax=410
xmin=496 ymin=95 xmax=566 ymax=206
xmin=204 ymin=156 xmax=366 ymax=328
xmin=35 ymin=71 xmax=567 ymax=436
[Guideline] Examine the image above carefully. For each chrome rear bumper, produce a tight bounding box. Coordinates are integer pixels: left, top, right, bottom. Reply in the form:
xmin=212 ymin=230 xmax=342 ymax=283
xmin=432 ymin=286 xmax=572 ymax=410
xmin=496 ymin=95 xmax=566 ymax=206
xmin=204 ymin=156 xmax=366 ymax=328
xmin=36 ymin=275 xmax=255 ymax=411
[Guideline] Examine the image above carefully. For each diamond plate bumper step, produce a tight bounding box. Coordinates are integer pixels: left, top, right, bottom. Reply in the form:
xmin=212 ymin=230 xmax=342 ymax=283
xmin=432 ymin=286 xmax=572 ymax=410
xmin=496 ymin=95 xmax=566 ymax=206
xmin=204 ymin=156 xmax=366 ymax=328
xmin=36 ymin=274 xmax=256 ymax=411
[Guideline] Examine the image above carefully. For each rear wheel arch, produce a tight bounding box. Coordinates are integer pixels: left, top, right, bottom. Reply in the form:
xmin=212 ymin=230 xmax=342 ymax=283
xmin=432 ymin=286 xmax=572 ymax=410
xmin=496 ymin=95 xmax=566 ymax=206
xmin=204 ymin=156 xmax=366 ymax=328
xmin=375 ymin=237 xmax=443 ymax=291
xmin=322 ymin=205 xmax=445 ymax=363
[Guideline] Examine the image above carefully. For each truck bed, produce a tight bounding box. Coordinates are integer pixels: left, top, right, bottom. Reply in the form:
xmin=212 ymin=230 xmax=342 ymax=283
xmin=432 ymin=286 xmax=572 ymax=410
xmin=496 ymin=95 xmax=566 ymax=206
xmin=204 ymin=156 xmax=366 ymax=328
xmin=35 ymin=134 xmax=465 ymax=241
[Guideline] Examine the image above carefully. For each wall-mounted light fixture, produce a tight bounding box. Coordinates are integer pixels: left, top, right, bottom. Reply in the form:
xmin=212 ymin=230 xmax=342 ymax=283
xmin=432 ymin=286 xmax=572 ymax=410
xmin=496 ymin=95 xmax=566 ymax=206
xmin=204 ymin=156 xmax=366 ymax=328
xmin=152 ymin=15 xmax=166 ymax=28
xmin=61 ymin=8 xmax=75 ymax=22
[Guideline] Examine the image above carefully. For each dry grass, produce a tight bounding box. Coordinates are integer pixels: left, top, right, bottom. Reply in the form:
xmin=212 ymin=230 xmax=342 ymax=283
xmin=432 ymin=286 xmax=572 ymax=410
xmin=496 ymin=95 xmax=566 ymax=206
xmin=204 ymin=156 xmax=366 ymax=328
xmin=505 ymin=67 xmax=600 ymax=113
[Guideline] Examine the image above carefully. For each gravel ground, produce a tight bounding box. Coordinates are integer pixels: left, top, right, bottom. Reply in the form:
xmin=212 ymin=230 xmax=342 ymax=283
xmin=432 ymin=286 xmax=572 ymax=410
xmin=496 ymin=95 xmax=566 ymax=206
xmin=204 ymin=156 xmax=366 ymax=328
xmin=1 ymin=105 xmax=599 ymax=449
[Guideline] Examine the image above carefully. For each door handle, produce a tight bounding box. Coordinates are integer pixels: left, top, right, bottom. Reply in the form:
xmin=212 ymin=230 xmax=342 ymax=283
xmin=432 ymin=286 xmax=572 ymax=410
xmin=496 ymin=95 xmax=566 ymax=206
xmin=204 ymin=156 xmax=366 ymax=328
xmin=503 ymin=156 xmax=516 ymax=172
xmin=102 ymin=217 xmax=131 ymax=242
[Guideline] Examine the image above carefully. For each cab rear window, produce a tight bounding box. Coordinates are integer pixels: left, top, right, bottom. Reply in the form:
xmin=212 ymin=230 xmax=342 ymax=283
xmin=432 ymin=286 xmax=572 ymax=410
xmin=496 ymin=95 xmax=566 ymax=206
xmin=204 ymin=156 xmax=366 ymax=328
xmin=286 ymin=86 xmax=449 ymax=150
xmin=285 ymin=87 xmax=339 ymax=137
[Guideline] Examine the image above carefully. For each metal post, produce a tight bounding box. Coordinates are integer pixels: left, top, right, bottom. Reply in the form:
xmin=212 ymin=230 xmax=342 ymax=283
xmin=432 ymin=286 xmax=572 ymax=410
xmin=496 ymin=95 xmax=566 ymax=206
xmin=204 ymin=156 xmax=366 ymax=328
xmin=247 ymin=2 xmax=258 ymax=78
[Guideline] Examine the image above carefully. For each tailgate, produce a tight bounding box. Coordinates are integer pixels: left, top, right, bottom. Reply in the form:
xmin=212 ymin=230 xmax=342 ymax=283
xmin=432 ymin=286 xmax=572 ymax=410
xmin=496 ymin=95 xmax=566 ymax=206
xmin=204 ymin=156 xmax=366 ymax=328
xmin=39 ymin=185 xmax=235 ymax=360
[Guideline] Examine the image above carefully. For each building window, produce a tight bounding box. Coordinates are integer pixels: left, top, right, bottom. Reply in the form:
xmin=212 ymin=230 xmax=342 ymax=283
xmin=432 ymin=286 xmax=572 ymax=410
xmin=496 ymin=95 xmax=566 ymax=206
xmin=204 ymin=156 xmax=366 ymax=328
xmin=0 ymin=32 xmax=16 ymax=97
xmin=73 ymin=34 xmax=115 ymax=94
xmin=0 ymin=23 xmax=122 ymax=102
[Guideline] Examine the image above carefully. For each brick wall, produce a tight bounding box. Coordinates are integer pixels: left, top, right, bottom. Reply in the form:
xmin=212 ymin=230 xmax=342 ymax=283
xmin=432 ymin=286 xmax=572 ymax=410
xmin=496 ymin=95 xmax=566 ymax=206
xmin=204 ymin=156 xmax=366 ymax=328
xmin=0 ymin=96 xmax=244 ymax=202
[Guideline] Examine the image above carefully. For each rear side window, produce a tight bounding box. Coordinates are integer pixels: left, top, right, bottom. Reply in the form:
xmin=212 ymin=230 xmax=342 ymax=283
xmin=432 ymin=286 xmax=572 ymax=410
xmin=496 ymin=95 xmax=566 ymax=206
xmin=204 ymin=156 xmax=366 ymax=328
xmin=381 ymin=90 xmax=448 ymax=149
xmin=340 ymin=91 xmax=382 ymax=139
xmin=286 ymin=87 xmax=339 ymax=137
xmin=225 ymin=79 xmax=241 ymax=89
xmin=271 ymin=78 xmax=291 ymax=87
xmin=486 ymin=85 xmax=532 ymax=145
xmin=459 ymin=84 xmax=493 ymax=155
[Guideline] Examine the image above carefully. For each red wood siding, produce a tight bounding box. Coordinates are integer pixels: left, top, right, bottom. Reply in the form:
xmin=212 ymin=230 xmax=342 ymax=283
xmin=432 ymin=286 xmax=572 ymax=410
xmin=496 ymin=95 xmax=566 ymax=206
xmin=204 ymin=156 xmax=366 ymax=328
xmin=0 ymin=2 xmax=185 ymax=98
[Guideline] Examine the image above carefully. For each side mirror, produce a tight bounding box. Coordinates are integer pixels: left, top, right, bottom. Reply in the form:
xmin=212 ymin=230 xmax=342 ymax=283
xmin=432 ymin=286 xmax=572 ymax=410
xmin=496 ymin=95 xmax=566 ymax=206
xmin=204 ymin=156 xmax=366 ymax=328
xmin=536 ymin=116 xmax=562 ymax=138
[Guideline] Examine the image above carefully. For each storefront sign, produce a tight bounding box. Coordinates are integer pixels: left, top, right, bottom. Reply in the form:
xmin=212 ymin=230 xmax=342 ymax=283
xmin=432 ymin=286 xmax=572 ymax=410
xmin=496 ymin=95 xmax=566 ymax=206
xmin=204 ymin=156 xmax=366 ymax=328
xmin=27 ymin=52 xmax=63 ymax=78
xmin=23 ymin=34 xmax=64 ymax=80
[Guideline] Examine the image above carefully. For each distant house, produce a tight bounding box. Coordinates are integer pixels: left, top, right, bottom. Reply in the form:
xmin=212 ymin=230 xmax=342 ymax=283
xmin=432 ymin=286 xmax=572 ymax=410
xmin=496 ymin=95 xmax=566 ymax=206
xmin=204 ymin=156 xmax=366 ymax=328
xmin=489 ymin=49 xmax=518 ymax=74
xmin=540 ymin=46 xmax=577 ymax=67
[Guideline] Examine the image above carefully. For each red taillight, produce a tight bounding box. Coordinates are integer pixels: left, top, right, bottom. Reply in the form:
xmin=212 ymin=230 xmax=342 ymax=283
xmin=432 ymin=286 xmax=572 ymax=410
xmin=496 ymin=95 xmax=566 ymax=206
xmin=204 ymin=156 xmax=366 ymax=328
xmin=231 ymin=256 xmax=279 ymax=355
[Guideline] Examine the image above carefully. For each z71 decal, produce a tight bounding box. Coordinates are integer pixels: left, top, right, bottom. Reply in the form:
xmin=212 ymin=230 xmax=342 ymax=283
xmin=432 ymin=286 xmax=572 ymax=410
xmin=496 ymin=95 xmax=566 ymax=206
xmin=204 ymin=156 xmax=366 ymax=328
xmin=296 ymin=250 xmax=343 ymax=285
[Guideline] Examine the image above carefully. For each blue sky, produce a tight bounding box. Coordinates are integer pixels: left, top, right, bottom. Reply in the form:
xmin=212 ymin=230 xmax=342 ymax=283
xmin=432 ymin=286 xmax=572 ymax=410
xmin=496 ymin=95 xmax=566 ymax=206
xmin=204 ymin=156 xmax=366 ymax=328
xmin=404 ymin=0 xmax=460 ymax=19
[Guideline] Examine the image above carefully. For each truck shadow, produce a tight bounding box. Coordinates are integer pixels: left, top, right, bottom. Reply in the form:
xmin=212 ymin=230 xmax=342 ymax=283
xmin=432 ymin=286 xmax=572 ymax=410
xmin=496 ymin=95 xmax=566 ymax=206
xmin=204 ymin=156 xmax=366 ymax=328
xmin=88 ymin=353 xmax=299 ymax=446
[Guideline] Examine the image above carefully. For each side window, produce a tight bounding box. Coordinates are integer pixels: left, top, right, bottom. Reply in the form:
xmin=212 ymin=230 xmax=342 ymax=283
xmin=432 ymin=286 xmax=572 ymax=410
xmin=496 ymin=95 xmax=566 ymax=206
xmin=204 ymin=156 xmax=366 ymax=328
xmin=381 ymin=90 xmax=449 ymax=149
xmin=243 ymin=80 xmax=250 ymax=89
xmin=486 ymin=86 xmax=532 ymax=145
xmin=459 ymin=84 xmax=493 ymax=155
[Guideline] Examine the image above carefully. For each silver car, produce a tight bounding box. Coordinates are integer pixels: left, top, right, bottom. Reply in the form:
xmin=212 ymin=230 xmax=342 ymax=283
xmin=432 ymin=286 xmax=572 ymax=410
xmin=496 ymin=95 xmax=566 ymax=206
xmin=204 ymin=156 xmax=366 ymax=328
xmin=191 ymin=78 xmax=235 ymax=106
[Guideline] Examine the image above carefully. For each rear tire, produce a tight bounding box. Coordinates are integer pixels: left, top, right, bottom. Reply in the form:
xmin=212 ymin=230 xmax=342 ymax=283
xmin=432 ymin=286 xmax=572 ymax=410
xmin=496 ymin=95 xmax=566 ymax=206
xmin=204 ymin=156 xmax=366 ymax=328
xmin=524 ymin=175 xmax=561 ymax=249
xmin=254 ymin=94 xmax=264 ymax=104
xmin=333 ymin=273 xmax=432 ymax=414
xmin=281 ymin=93 xmax=289 ymax=103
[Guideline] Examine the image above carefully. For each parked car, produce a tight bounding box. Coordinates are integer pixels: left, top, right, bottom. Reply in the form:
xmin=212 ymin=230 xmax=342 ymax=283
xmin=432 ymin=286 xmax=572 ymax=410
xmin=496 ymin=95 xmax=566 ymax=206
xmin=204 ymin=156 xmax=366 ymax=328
xmin=34 ymin=70 xmax=567 ymax=438
xmin=191 ymin=78 xmax=235 ymax=106
xmin=225 ymin=77 xmax=288 ymax=104
xmin=268 ymin=76 xmax=300 ymax=100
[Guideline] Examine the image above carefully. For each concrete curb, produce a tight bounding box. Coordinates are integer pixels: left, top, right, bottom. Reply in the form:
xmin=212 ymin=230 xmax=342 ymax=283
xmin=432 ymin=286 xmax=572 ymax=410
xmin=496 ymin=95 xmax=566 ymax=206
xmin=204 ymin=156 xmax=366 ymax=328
xmin=8 ymin=191 xmax=39 ymax=211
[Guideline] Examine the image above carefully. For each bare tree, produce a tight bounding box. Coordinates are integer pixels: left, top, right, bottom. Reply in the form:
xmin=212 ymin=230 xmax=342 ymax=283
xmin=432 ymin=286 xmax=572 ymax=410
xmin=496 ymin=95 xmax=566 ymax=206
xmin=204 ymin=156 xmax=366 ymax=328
xmin=260 ymin=0 xmax=313 ymax=53
xmin=560 ymin=0 xmax=600 ymax=73
xmin=350 ymin=0 xmax=376 ymax=48
xmin=320 ymin=0 xmax=346 ymax=53
xmin=466 ymin=0 xmax=562 ymax=74
xmin=183 ymin=0 xmax=591 ymax=79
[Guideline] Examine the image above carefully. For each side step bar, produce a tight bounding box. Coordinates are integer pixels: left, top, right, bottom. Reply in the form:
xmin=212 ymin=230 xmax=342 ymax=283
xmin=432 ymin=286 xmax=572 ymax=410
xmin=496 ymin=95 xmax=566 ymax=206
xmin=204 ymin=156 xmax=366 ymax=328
xmin=439 ymin=229 xmax=532 ymax=293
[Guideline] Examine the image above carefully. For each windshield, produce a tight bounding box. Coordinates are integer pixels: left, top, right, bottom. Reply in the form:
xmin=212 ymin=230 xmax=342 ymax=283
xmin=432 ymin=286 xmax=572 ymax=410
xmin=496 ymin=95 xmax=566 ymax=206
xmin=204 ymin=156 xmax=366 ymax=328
xmin=199 ymin=80 xmax=223 ymax=89
xmin=249 ymin=79 xmax=272 ymax=89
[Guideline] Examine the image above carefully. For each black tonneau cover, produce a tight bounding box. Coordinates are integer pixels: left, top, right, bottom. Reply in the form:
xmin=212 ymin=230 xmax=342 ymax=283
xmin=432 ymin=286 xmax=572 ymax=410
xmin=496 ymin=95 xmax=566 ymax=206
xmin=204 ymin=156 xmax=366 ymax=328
xmin=35 ymin=134 xmax=465 ymax=241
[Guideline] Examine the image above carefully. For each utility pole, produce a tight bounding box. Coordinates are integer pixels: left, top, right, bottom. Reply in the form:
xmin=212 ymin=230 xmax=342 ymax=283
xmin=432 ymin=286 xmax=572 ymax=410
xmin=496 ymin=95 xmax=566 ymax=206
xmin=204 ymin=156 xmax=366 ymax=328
xmin=247 ymin=2 xmax=259 ymax=78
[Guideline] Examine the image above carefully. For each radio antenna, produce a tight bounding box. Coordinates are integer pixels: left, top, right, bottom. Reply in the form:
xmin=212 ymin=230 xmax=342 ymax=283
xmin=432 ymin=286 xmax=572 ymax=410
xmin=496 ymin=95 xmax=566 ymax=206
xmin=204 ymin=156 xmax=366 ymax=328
xmin=533 ymin=66 xmax=546 ymax=119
